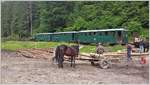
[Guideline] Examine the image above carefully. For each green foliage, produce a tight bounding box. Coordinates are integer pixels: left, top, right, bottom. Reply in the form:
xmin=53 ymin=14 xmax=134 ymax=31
xmin=126 ymin=21 xmax=142 ymax=32
xmin=1 ymin=1 xmax=149 ymax=40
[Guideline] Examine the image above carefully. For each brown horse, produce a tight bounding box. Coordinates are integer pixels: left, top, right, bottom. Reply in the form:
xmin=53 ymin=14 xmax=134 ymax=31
xmin=143 ymin=40 xmax=149 ymax=52
xmin=53 ymin=44 xmax=79 ymax=68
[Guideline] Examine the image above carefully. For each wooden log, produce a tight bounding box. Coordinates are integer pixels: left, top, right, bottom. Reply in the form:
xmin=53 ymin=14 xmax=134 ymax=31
xmin=80 ymin=52 xmax=149 ymax=58
xmin=103 ymin=53 xmax=126 ymax=56
xmin=17 ymin=51 xmax=36 ymax=58
xmin=118 ymin=52 xmax=149 ymax=56
xmin=16 ymin=48 xmax=53 ymax=59
xmin=79 ymin=53 xmax=91 ymax=57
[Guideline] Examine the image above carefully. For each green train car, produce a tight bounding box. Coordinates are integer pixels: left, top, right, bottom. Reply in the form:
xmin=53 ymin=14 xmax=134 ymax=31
xmin=51 ymin=31 xmax=78 ymax=42
xmin=34 ymin=33 xmax=52 ymax=41
xmin=77 ymin=28 xmax=128 ymax=44
xmin=34 ymin=28 xmax=128 ymax=44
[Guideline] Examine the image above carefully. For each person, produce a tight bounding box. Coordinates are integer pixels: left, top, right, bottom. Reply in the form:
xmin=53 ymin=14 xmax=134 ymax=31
xmin=139 ymin=39 xmax=144 ymax=53
xmin=134 ymin=37 xmax=140 ymax=43
xmin=126 ymin=43 xmax=132 ymax=65
xmin=96 ymin=43 xmax=104 ymax=55
xmin=134 ymin=37 xmax=140 ymax=48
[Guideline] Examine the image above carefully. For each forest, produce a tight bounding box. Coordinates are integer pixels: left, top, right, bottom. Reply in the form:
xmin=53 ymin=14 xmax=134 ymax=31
xmin=1 ymin=1 xmax=149 ymax=40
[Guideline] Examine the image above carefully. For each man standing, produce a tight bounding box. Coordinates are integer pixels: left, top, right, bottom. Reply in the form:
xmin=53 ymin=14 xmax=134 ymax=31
xmin=126 ymin=43 xmax=132 ymax=66
xmin=139 ymin=39 xmax=144 ymax=53
xmin=96 ymin=43 xmax=104 ymax=55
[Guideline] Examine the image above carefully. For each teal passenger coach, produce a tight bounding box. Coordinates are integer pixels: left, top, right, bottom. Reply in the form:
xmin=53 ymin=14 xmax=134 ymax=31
xmin=34 ymin=28 xmax=128 ymax=44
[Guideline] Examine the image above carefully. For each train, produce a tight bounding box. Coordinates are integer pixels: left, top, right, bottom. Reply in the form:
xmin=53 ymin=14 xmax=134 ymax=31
xmin=34 ymin=28 xmax=128 ymax=44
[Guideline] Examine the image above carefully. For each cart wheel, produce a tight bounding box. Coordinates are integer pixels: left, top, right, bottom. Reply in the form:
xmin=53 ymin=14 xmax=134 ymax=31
xmin=98 ymin=59 xmax=111 ymax=69
xmin=91 ymin=61 xmax=95 ymax=66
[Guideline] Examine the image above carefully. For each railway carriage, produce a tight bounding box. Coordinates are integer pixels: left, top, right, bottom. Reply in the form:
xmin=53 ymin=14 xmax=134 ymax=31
xmin=34 ymin=33 xmax=52 ymax=41
xmin=78 ymin=28 xmax=128 ymax=44
xmin=34 ymin=28 xmax=128 ymax=44
xmin=51 ymin=31 xmax=78 ymax=42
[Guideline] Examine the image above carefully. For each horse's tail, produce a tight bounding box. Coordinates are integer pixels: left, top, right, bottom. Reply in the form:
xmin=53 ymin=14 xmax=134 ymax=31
xmin=55 ymin=46 xmax=64 ymax=64
xmin=59 ymin=47 xmax=64 ymax=63
xmin=54 ymin=46 xmax=60 ymax=63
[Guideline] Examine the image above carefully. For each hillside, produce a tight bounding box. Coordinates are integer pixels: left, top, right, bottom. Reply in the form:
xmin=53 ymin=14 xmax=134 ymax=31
xmin=1 ymin=1 xmax=149 ymax=40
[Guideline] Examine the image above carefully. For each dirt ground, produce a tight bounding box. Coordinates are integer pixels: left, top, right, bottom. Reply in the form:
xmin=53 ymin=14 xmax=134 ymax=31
xmin=1 ymin=50 xmax=149 ymax=84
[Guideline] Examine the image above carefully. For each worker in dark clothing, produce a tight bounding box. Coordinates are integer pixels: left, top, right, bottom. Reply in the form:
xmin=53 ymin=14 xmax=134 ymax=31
xmin=127 ymin=43 xmax=132 ymax=64
xmin=139 ymin=39 xmax=144 ymax=53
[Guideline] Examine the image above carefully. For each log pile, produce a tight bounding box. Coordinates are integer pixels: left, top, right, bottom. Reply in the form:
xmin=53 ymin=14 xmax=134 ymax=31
xmin=80 ymin=52 xmax=149 ymax=58
xmin=16 ymin=48 xmax=148 ymax=62
xmin=16 ymin=48 xmax=54 ymax=59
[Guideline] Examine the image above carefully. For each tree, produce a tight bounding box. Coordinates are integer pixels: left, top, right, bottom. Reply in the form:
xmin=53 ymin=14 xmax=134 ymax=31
xmin=1 ymin=1 xmax=149 ymax=40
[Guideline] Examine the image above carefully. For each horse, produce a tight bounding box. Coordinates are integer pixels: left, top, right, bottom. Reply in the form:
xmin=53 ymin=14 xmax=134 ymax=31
xmin=53 ymin=44 xmax=79 ymax=68
xmin=143 ymin=40 xmax=149 ymax=52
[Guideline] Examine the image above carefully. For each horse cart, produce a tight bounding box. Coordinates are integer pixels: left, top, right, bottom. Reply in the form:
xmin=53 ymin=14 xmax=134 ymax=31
xmin=64 ymin=52 xmax=149 ymax=69
xmin=63 ymin=53 xmax=121 ymax=69
xmin=76 ymin=53 xmax=112 ymax=69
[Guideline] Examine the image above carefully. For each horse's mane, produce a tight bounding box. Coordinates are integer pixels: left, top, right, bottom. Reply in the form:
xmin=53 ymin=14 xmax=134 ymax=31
xmin=59 ymin=44 xmax=68 ymax=50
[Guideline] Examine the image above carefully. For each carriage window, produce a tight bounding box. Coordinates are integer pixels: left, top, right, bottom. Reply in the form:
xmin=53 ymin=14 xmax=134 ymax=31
xmin=118 ymin=31 xmax=122 ymax=37
xmin=112 ymin=31 xmax=115 ymax=36
xmin=108 ymin=32 xmax=110 ymax=35
xmin=101 ymin=32 xmax=104 ymax=35
xmin=105 ymin=32 xmax=108 ymax=35
xmin=89 ymin=32 xmax=92 ymax=35
xmin=87 ymin=33 xmax=88 ymax=35
xmin=99 ymin=32 xmax=101 ymax=35
xmin=109 ymin=31 xmax=114 ymax=36
xmin=92 ymin=32 xmax=94 ymax=35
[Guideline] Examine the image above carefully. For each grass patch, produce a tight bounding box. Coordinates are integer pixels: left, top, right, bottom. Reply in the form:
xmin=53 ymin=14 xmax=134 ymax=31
xmin=80 ymin=45 xmax=96 ymax=53
xmin=80 ymin=44 xmax=126 ymax=53
xmin=1 ymin=41 xmax=74 ymax=51
xmin=107 ymin=45 xmax=126 ymax=52
xmin=1 ymin=41 xmax=126 ymax=53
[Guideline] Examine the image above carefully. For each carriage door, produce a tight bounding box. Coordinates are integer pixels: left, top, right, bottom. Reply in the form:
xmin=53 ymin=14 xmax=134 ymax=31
xmin=117 ymin=31 xmax=123 ymax=43
xmin=73 ymin=33 xmax=78 ymax=42
xmin=72 ymin=33 xmax=75 ymax=42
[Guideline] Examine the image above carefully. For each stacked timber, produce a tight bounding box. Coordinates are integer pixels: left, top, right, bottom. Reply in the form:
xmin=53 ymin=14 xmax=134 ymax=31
xmin=16 ymin=48 xmax=54 ymax=59
xmin=117 ymin=52 xmax=149 ymax=56
xmin=80 ymin=52 xmax=149 ymax=57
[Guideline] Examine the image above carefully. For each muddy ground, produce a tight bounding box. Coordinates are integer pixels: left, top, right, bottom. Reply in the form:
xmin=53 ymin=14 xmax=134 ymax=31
xmin=1 ymin=50 xmax=149 ymax=84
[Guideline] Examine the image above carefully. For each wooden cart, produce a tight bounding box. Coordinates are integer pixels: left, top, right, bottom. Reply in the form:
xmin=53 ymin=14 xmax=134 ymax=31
xmin=64 ymin=52 xmax=149 ymax=69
